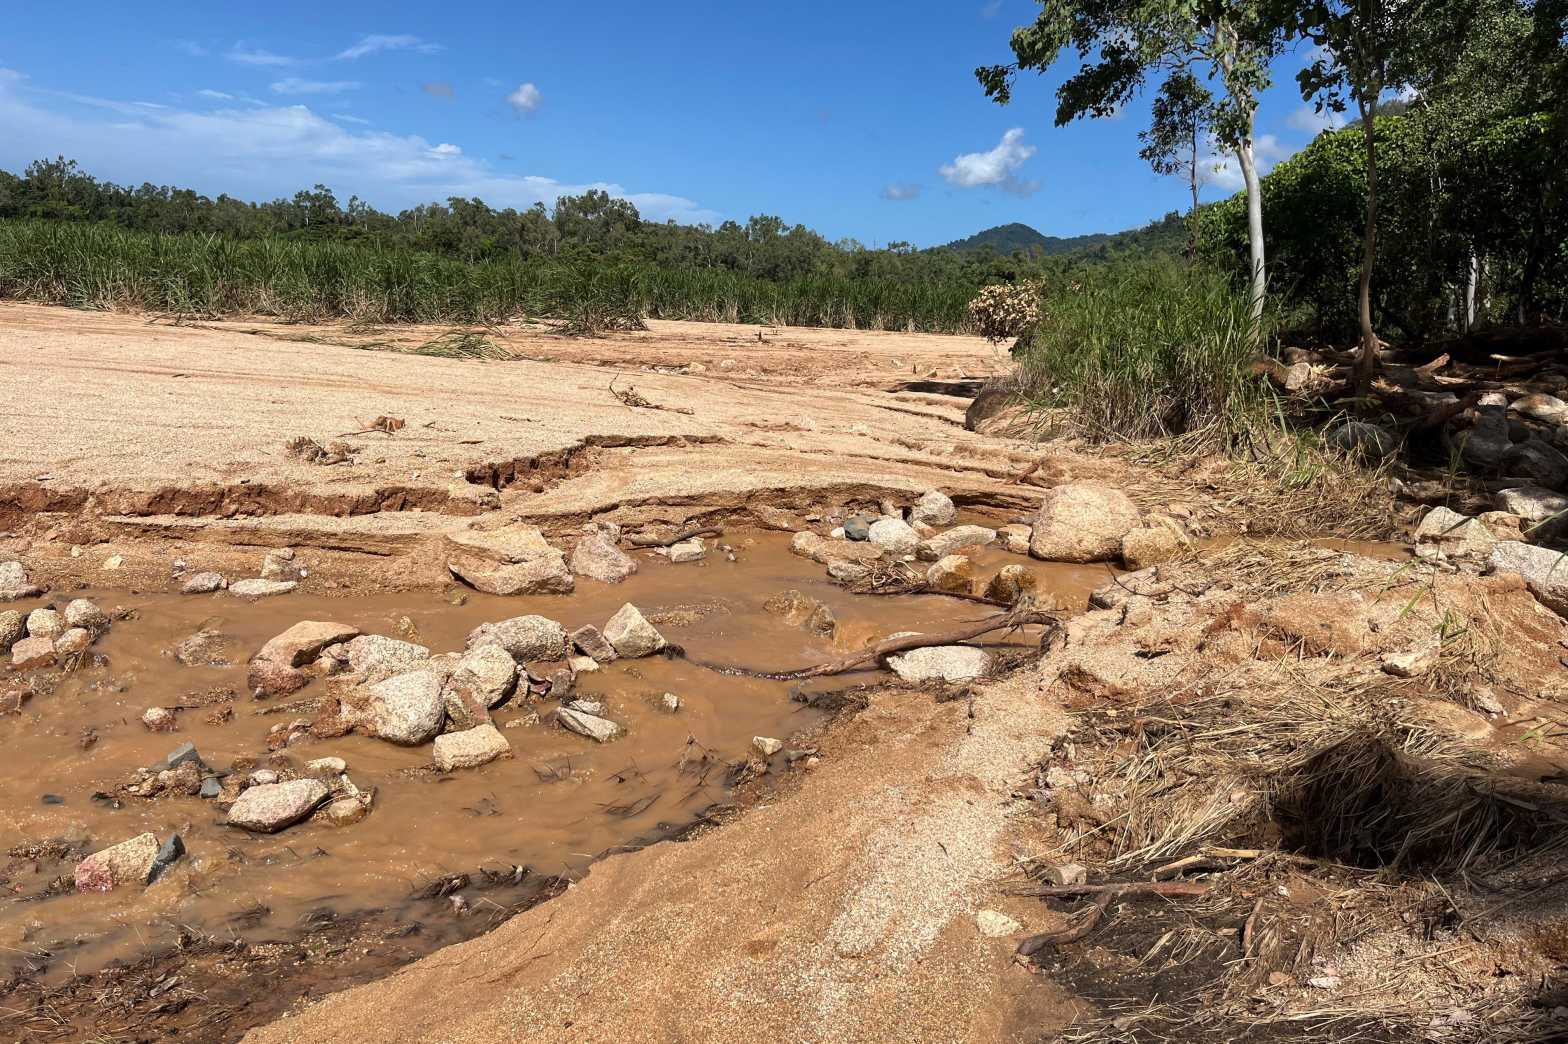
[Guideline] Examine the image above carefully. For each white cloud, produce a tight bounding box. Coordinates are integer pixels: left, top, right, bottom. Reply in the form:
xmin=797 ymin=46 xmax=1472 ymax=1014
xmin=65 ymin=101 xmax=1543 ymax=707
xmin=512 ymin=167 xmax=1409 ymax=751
xmin=1286 ymin=104 xmax=1346 ymax=135
xmin=197 ymin=89 xmax=234 ymax=101
xmin=980 ymin=0 xmax=1003 ymax=16
xmin=0 ymin=67 xmax=717 ymax=225
xmin=331 ymin=112 xmax=371 ymax=125
xmin=1198 ymin=134 xmax=1294 ymax=191
xmin=938 ymin=127 xmax=1039 ymax=195
xmin=227 ymin=44 xmax=296 ymax=67
xmin=429 ymin=142 xmax=462 ymax=157
xmin=271 ymin=77 xmax=361 ymax=96
xmin=335 ymin=34 xmax=441 ymax=60
xmin=506 ymin=82 xmax=542 ymax=114
xmin=881 ymin=182 xmax=920 ymax=201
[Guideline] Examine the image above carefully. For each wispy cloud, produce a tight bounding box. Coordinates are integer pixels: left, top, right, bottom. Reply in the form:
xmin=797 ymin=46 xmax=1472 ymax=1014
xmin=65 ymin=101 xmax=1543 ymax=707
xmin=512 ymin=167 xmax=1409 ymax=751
xmin=226 ymin=44 xmax=297 ymax=67
xmin=197 ymin=89 xmax=234 ymax=101
xmin=0 ymin=65 xmax=718 ymax=225
xmin=335 ymin=34 xmax=441 ymax=60
xmin=1199 ymin=134 xmax=1294 ymax=191
xmin=980 ymin=0 xmax=1003 ymax=18
xmin=938 ymin=127 xmax=1038 ymax=195
xmin=331 ymin=112 xmax=371 ymax=125
xmin=422 ymin=81 xmax=455 ymax=99
xmin=1286 ymin=104 xmax=1345 ymax=135
xmin=505 ymin=82 xmax=542 ymax=114
xmin=880 ymin=182 xmax=921 ymax=201
xmin=270 ymin=77 xmax=361 ymax=96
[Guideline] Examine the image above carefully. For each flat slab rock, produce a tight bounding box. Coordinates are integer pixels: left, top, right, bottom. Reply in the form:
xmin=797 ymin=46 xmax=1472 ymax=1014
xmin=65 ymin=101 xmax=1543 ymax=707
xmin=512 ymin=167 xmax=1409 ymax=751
xmin=257 ymin=620 xmax=360 ymax=668
xmin=886 ymin=645 xmax=993 ymax=683
xmin=557 ymin=706 xmax=620 ymax=742
xmin=227 ymin=779 xmax=330 ymax=833
xmin=229 ymin=578 xmax=298 ymax=598
xmin=75 ymin=832 xmax=160 ymax=893
xmin=433 ymin=723 xmax=512 ymax=771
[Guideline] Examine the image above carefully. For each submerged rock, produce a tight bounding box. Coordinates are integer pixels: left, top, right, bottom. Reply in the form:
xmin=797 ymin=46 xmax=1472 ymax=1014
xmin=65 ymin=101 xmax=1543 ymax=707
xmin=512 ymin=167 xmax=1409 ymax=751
xmin=258 ymin=621 xmax=360 ymax=668
xmin=789 ymin=531 xmax=884 ymax=566
xmin=433 ymin=723 xmax=512 ymax=771
xmin=175 ymin=628 xmax=237 ymax=668
xmin=1029 ymin=483 xmax=1141 ymax=563
xmin=229 ymin=578 xmax=298 ymax=598
xmin=661 ymin=537 xmax=707 ymax=563
xmin=998 ymin=524 xmax=1032 ymax=555
xmin=984 ymin=564 xmax=1038 ymax=605
xmin=226 ymin=779 xmax=330 ymax=833
xmin=752 ymin=736 xmax=783 ymax=757
xmin=570 ymin=624 xmax=619 ymax=664
xmin=919 ymin=525 xmax=996 ymax=561
xmin=557 ymin=706 xmax=620 ymax=743
xmin=926 ymin=555 xmax=976 ymax=595
xmin=75 ymin=833 xmax=160 ymax=893
xmin=603 ymin=603 xmax=665 ymax=658
xmin=886 ymin=645 xmax=992 ymax=683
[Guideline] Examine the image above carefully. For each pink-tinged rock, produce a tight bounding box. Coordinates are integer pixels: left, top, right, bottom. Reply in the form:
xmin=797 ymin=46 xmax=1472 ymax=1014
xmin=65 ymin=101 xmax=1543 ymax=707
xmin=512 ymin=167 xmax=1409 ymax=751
xmin=75 ymin=833 xmax=159 ymax=893
xmin=246 ymin=657 xmax=308 ymax=699
xmin=256 ymin=621 xmax=360 ymax=668
xmin=11 ymin=636 xmax=55 ymax=669
xmin=141 ymin=707 xmax=178 ymax=732
xmin=226 ymin=779 xmax=330 ymax=833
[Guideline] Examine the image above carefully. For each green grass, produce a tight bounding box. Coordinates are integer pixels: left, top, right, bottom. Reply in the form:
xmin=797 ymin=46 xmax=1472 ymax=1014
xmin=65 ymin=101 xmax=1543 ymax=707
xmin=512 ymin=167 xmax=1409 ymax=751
xmin=0 ymin=219 xmax=978 ymax=332
xmin=1014 ymin=258 xmax=1268 ymax=441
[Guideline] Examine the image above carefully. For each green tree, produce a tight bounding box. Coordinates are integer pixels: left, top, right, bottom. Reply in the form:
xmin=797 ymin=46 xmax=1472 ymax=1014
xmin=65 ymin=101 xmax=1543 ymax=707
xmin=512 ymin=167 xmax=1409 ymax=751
xmin=1139 ymin=71 xmax=1214 ymax=260
xmin=976 ymin=0 xmax=1285 ymax=329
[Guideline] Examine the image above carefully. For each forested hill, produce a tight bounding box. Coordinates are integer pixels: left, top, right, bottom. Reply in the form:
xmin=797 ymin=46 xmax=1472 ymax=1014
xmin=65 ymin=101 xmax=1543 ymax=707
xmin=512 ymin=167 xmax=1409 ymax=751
xmin=941 ymin=212 xmax=1189 ymax=258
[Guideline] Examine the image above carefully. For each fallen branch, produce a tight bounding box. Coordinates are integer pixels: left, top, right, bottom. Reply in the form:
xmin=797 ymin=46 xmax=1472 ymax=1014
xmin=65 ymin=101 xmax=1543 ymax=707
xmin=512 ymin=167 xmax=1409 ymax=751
xmin=675 ymin=604 xmax=1059 ymax=681
xmin=625 ymin=525 xmax=722 ymax=548
xmin=610 ymin=378 xmax=694 ymax=415
xmin=1017 ymin=892 xmax=1115 ymax=957
xmin=1012 ymin=881 xmax=1211 ymax=899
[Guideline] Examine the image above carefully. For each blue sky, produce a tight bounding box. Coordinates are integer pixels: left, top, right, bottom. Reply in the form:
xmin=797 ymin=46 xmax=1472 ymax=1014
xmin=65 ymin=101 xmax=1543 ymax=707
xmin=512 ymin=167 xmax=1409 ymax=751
xmin=1 ymin=1 xmax=1339 ymax=247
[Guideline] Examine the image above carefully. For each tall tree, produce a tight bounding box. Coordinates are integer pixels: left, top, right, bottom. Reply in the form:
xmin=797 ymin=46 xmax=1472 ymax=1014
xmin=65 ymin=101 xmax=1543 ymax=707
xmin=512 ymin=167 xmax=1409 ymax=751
xmin=976 ymin=0 xmax=1285 ymax=330
xmin=1293 ymin=0 xmax=1432 ymax=387
xmin=1139 ymin=71 xmax=1214 ymax=260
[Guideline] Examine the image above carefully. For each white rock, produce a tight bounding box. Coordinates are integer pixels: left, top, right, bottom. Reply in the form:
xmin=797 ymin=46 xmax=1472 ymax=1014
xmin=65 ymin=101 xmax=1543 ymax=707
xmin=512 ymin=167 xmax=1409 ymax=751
xmin=753 ymin=736 xmax=783 ymax=756
xmin=1414 ymin=506 xmax=1497 ymax=556
xmin=433 ymin=723 xmax=512 ymax=771
xmin=1029 ymin=483 xmax=1142 ymax=562
xmin=661 ymin=692 xmax=681 ymax=712
xmin=345 ymin=634 xmax=431 ymax=683
xmin=919 ymin=525 xmax=997 ymax=561
xmin=570 ymin=529 xmax=638 ymax=583
xmin=1489 ymin=541 xmax=1568 ymax=616
xmin=570 ymin=655 xmax=600 ymax=673
xmin=662 ymin=537 xmax=706 ymax=563
xmin=886 ymin=646 xmax=992 ymax=683
xmin=910 ymin=488 xmax=957 ymax=527
xmin=364 ymin=670 xmax=446 ymax=745
xmin=466 ymin=615 xmax=568 ymax=661
xmin=0 ymin=560 xmax=43 ymax=601
xmin=975 ymin=910 xmax=1024 ymax=938
xmin=1382 ymin=644 xmax=1439 ymax=678
xmin=1496 ymin=485 xmax=1568 ymax=524
xmin=557 ymin=706 xmax=620 ymax=742
xmin=226 ymin=779 xmax=330 ymax=833
xmin=229 ymin=578 xmax=298 ymax=598
xmin=74 ymin=833 xmax=159 ymax=892
xmin=181 ymin=571 xmax=226 ymax=594
xmin=26 ymin=608 xmax=63 ymax=639
xmin=63 ymin=598 xmax=109 ymax=633
xmin=603 ymin=603 xmax=665 ymax=658
xmin=867 ymin=517 xmax=920 ymax=556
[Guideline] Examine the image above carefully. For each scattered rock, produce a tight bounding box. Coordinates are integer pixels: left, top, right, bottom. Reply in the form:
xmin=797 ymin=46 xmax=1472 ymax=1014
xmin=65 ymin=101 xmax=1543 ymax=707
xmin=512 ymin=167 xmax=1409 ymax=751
xmin=163 ymin=742 xmax=203 ymax=770
xmin=229 ymin=579 xmax=298 ymax=599
xmin=10 ymin=636 xmax=54 ymax=669
xmin=826 ymin=560 xmax=872 ymax=583
xmin=247 ymin=656 xmax=308 ymax=699
xmin=557 ymin=706 xmax=620 ymax=742
xmin=0 ymin=560 xmax=43 ymax=601
xmin=910 ymin=488 xmax=957 ymax=527
xmin=54 ymin=627 xmax=92 ymax=658
xmin=567 ymin=698 xmax=605 ymax=715
xmin=661 ymin=692 xmax=681 ymax=712
xmin=74 ymin=833 xmax=159 ymax=892
xmin=975 ymin=910 xmax=1024 ymax=938
xmin=200 ymin=777 xmax=222 ymax=799
xmin=1328 ymin=420 xmax=1398 ymax=461
xmin=148 ymin=834 xmax=185 ymax=883
xmin=886 ymin=646 xmax=992 ymax=683
xmin=258 ymin=621 xmax=360 ymax=668
xmin=360 ymin=670 xmax=447 ymax=745
xmin=175 ymin=628 xmax=238 ymax=668
xmin=1488 ymin=541 xmax=1568 ymax=616
xmin=753 ymin=736 xmax=783 ymax=757
xmin=261 ymin=550 xmax=304 ymax=582
xmin=141 ymin=707 xmax=178 ymax=732
xmin=1121 ymin=525 xmax=1184 ymax=570
xmin=63 ymin=599 xmax=109 ymax=633
xmin=1381 ymin=643 xmax=1439 ymax=678
xmin=789 ymin=531 xmax=885 ymax=567
xmin=466 ymin=616 xmax=568 ymax=662
xmin=570 ymin=529 xmax=638 ymax=583
xmin=325 ymin=796 xmax=372 ymax=826
xmin=1029 ymin=483 xmax=1141 ymax=563
xmin=226 ymin=779 xmax=330 ymax=833
xmin=346 ymin=634 xmax=433 ymax=682
xmin=764 ymin=590 xmax=836 ymax=636
xmin=843 ymin=516 xmax=872 ymax=541
xmin=984 ymin=564 xmax=1038 ymax=605
xmin=26 ymin=608 xmax=63 ymax=639
xmin=1414 ymin=506 xmax=1498 ymax=557
xmin=603 ymin=603 xmax=666 ymax=658
xmin=570 ymin=624 xmax=619 ymax=664
xmin=662 ymin=537 xmax=707 ymax=563
xmin=867 ymin=517 xmax=920 ymax=556
xmin=919 ymin=525 xmax=997 ymax=561
xmin=448 ymin=551 xmax=575 ymax=596
xmin=926 ymin=555 xmax=976 ymax=595
xmin=0 ymin=610 xmax=24 ymax=655
xmin=998 ymin=524 xmax=1032 ymax=555
xmin=1496 ymin=485 xmax=1568 ymax=524
xmin=181 ymin=571 xmax=227 ymax=594
xmin=307 ymin=756 xmax=348 ymax=776
xmin=433 ymin=723 xmax=512 ymax=771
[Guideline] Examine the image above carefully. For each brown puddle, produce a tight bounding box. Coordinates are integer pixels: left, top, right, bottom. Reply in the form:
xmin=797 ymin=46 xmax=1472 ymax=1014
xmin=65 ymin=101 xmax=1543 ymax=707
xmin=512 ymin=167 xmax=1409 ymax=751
xmin=1 ymin=527 xmax=1110 ymax=985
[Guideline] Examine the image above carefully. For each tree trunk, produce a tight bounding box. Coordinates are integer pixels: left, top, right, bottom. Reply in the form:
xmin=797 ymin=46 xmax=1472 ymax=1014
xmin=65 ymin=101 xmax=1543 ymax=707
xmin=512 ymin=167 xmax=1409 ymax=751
xmin=1237 ymin=116 xmax=1267 ymax=340
xmin=1353 ymin=92 xmax=1381 ymax=395
xmin=1187 ymin=123 xmax=1201 ymax=263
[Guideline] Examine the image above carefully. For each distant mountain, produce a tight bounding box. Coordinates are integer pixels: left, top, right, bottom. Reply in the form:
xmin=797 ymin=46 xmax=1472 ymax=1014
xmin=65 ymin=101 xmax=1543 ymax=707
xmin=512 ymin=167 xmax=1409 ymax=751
xmin=940 ymin=213 xmax=1189 ymax=258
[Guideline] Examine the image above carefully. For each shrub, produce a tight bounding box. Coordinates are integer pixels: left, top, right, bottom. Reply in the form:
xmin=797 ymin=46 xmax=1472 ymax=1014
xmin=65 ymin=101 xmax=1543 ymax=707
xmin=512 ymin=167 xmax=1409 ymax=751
xmin=1014 ymin=259 xmax=1265 ymax=440
xmin=966 ymin=279 xmax=1046 ymax=344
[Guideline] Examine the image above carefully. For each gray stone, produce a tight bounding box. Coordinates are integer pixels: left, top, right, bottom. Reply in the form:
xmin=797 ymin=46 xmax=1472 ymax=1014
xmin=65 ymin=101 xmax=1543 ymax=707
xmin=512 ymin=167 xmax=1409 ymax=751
xmin=1414 ymin=506 xmax=1498 ymax=556
xmin=163 ymin=741 xmax=202 ymax=770
xmin=148 ymin=834 xmax=185 ymax=883
xmin=1497 ymin=485 xmax=1568 ymax=523
xmin=886 ymin=645 xmax=993 ymax=683
xmin=1029 ymin=483 xmax=1142 ymax=563
xmin=1328 ymin=420 xmax=1399 ymax=461
xmin=998 ymin=524 xmax=1032 ymax=555
xmin=1510 ymin=392 xmax=1568 ymax=425
xmin=226 ymin=779 xmax=330 ymax=833
xmin=919 ymin=524 xmax=997 ymax=561
xmin=466 ymin=615 xmax=568 ymax=662
xmin=570 ymin=624 xmax=619 ymax=663
xmin=74 ymin=833 xmax=159 ymax=892
xmin=199 ymin=777 xmax=222 ymax=799
xmin=433 ymin=723 xmax=512 ymax=771
xmin=1504 ymin=440 xmax=1568 ymax=488
xmin=570 ymin=530 xmax=638 ymax=583
xmin=26 ymin=608 xmax=63 ymax=639
xmin=557 ymin=706 xmax=620 ymax=742
xmin=0 ymin=610 xmax=23 ymax=655
xmin=1489 ymin=541 xmax=1568 ymax=616
xmin=261 ymin=550 xmax=304 ymax=582
xmin=603 ymin=603 xmax=665 ymax=658
xmin=910 ymin=488 xmax=958 ymax=527
xmin=181 ymin=571 xmax=226 ymax=594
xmin=228 ymin=578 xmax=298 ymax=598
xmin=843 ymin=516 xmax=872 ymax=541
xmin=63 ymin=598 xmax=109 ymax=633
xmin=867 ymin=517 xmax=921 ymax=556
xmin=0 ymin=560 xmax=42 ymax=601
xmin=345 ymin=634 xmax=431 ymax=682
xmin=364 ymin=670 xmax=446 ymax=745
xmin=175 ymin=629 xmax=237 ymax=667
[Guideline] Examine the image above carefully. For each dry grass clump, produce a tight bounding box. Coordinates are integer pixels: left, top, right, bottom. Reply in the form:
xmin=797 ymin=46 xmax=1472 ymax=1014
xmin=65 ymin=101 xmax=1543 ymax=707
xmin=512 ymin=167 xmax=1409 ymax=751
xmin=1185 ymin=540 xmax=1382 ymax=597
xmin=967 ymin=278 xmax=1045 ymax=344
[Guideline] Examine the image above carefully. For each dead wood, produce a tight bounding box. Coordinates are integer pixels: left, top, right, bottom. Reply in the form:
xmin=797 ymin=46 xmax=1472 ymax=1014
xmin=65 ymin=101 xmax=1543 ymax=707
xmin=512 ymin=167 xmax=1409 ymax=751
xmin=624 ymin=525 xmax=723 ymax=548
xmin=1011 ymin=881 xmax=1211 ymax=899
xmin=1016 ymin=892 xmax=1115 ymax=957
xmin=675 ymin=604 xmax=1059 ymax=681
xmin=610 ymin=378 xmax=694 ymax=415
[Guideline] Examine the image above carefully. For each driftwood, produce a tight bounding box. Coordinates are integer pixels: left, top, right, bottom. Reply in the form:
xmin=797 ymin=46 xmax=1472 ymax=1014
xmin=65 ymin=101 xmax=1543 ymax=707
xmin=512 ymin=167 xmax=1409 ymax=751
xmin=625 ymin=525 xmax=723 ymax=548
xmin=610 ymin=378 xmax=694 ymax=415
xmin=1014 ymin=880 xmax=1211 ymax=959
xmin=676 ymin=604 xmax=1059 ymax=681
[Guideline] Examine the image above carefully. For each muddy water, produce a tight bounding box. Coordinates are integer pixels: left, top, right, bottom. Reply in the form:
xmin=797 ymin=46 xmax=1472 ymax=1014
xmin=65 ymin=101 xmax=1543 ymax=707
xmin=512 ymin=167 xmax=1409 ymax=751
xmin=1 ymin=528 xmax=1108 ymax=979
